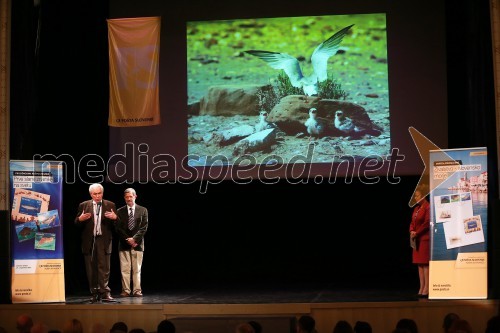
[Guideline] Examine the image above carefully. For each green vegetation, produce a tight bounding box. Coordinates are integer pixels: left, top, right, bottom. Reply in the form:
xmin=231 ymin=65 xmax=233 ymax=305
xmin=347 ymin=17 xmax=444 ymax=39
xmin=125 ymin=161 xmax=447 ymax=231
xmin=275 ymin=72 xmax=304 ymax=97
xmin=257 ymin=72 xmax=348 ymax=111
xmin=318 ymin=75 xmax=349 ymax=100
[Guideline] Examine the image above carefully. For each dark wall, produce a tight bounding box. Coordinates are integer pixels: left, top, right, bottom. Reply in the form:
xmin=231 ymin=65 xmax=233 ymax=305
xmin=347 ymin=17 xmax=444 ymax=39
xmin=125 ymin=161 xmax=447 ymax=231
xmin=8 ymin=0 xmax=498 ymax=297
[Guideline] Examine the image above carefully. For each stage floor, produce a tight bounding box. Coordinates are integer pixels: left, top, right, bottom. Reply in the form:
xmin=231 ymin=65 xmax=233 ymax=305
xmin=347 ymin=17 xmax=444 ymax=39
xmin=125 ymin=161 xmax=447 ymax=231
xmin=64 ymin=285 xmax=419 ymax=305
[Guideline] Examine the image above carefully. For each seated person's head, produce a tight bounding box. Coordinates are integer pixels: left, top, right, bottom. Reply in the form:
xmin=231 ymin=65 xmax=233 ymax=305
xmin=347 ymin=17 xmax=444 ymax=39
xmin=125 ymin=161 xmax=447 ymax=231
xmin=297 ymin=316 xmax=315 ymax=333
xmin=157 ymin=320 xmax=175 ymax=333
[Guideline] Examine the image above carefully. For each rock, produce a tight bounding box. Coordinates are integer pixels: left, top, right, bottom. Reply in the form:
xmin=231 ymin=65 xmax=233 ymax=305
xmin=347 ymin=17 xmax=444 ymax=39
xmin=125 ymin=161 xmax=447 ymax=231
xmin=267 ymin=95 xmax=383 ymax=136
xmin=203 ymin=124 xmax=255 ymax=147
xmin=233 ymin=128 xmax=276 ymax=156
xmin=199 ymin=84 xmax=273 ymax=116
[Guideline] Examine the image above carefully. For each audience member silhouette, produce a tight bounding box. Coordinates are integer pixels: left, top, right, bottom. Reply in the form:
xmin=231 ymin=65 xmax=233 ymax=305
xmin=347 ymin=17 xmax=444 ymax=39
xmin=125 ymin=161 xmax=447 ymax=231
xmin=442 ymin=313 xmax=460 ymax=333
xmin=110 ymin=322 xmax=128 ymax=333
xmin=353 ymin=321 xmax=372 ymax=333
xmin=485 ymin=315 xmax=500 ymax=333
xmin=31 ymin=322 xmax=49 ymax=333
xmin=392 ymin=329 xmax=411 ymax=333
xmin=9 ymin=314 xmax=494 ymax=333
xmin=333 ymin=320 xmax=354 ymax=333
xmin=62 ymin=319 xmax=83 ymax=333
xmin=248 ymin=321 xmax=262 ymax=333
xmin=297 ymin=315 xmax=317 ymax=333
xmin=157 ymin=320 xmax=176 ymax=333
xmin=17 ymin=314 xmax=34 ymax=333
xmin=236 ymin=323 xmax=255 ymax=333
xmin=449 ymin=319 xmax=473 ymax=333
xmin=396 ymin=319 xmax=418 ymax=333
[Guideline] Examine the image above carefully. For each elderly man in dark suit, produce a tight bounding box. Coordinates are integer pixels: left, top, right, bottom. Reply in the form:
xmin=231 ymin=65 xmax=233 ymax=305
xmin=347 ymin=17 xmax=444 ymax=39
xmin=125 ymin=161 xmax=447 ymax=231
xmin=116 ymin=188 xmax=149 ymax=297
xmin=74 ymin=183 xmax=117 ymax=302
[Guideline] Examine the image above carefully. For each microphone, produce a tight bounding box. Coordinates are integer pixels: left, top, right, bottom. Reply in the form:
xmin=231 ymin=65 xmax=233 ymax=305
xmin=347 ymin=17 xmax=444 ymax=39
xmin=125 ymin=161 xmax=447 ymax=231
xmin=96 ymin=201 xmax=102 ymax=216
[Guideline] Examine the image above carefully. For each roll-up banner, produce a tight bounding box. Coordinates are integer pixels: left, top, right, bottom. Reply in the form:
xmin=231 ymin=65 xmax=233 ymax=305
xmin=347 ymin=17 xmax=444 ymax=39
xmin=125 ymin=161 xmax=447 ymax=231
xmin=429 ymin=147 xmax=488 ymax=299
xmin=9 ymin=160 xmax=65 ymax=303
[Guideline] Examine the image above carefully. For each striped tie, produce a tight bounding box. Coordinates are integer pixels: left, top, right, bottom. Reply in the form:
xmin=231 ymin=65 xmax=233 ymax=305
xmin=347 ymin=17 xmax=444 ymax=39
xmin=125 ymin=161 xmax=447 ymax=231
xmin=128 ymin=207 xmax=134 ymax=230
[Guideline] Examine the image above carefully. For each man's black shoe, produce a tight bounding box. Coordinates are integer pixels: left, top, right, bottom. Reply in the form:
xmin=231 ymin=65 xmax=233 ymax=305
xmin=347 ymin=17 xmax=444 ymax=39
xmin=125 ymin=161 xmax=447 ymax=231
xmin=90 ymin=293 xmax=101 ymax=303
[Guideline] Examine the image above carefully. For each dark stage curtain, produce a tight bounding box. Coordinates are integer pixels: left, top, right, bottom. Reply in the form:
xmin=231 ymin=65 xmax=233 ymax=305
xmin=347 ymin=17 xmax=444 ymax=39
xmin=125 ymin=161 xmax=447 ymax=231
xmin=10 ymin=0 xmax=40 ymax=158
xmin=446 ymin=0 xmax=497 ymax=153
xmin=446 ymin=0 xmax=499 ymax=298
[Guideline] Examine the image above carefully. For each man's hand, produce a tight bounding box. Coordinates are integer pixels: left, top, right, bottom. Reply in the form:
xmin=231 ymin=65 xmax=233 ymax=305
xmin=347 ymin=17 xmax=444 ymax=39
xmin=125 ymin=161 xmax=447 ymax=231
xmin=78 ymin=210 xmax=91 ymax=222
xmin=126 ymin=237 xmax=138 ymax=247
xmin=105 ymin=209 xmax=117 ymax=220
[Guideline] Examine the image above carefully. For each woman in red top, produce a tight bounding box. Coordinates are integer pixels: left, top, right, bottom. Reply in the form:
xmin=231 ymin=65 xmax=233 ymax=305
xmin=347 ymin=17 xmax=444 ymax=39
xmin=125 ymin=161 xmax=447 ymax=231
xmin=409 ymin=188 xmax=430 ymax=297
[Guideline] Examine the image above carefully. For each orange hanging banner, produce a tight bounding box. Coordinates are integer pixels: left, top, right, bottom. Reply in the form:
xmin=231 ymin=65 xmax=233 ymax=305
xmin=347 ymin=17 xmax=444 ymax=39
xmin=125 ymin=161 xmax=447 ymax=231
xmin=107 ymin=16 xmax=161 ymax=127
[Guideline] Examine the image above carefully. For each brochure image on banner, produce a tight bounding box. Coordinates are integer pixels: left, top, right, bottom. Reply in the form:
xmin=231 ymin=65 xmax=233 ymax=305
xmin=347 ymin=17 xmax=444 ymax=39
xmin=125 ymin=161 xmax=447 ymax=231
xmin=19 ymin=197 xmax=42 ymax=216
xmin=37 ymin=210 xmax=60 ymax=230
xmin=11 ymin=188 xmax=50 ymax=223
xmin=434 ymin=192 xmax=473 ymax=224
xmin=15 ymin=222 xmax=37 ymax=242
xmin=34 ymin=233 xmax=56 ymax=251
xmin=442 ymin=215 xmax=485 ymax=249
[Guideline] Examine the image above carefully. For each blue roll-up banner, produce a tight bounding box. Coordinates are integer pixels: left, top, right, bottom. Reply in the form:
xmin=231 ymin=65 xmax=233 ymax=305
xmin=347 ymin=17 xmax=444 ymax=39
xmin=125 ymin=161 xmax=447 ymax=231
xmin=429 ymin=147 xmax=487 ymax=299
xmin=9 ymin=160 xmax=65 ymax=303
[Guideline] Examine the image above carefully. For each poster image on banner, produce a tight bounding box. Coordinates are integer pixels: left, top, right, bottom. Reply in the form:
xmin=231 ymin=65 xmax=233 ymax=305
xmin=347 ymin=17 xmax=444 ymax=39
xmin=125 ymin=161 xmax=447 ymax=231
xmin=9 ymin=160 xmax=65 ymax=303
xmin=429 ymin=147 xmax=487 ymax=299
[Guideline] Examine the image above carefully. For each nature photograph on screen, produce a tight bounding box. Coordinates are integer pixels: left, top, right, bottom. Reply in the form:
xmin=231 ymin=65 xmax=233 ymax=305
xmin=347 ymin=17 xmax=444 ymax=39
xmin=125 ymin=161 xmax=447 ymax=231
xmin=187 ymin=13 xmax=389 ymax=168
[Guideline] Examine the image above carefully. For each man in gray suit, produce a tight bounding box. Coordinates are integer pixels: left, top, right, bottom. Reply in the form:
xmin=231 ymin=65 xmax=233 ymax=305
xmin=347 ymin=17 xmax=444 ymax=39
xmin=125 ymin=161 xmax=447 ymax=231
xmin=116 ymin=188 xmax=149 ymax=297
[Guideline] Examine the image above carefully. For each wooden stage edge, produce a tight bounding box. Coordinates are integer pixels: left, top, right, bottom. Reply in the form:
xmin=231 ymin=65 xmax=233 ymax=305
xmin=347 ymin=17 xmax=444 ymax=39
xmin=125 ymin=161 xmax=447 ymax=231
xmin=0 ymin=300 xmax=499 ymax=333
xmin=0 ymin=299 xmax=500 ymax=333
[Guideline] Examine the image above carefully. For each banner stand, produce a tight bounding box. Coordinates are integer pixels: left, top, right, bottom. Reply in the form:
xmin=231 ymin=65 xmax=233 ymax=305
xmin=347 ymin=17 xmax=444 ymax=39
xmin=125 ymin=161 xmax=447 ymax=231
xmin=429 ymin=147 xmax=488 ymax=299
xmin=9 ymin=160 xmax=65 ymax=303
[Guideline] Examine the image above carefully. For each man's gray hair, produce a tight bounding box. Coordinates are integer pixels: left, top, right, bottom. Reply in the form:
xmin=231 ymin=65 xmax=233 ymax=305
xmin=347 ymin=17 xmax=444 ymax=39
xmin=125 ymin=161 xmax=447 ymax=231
xmin=124 ymin=188 xmax=136 ymax=196
xmin=89 ymin=183 xmax=103 ymax=194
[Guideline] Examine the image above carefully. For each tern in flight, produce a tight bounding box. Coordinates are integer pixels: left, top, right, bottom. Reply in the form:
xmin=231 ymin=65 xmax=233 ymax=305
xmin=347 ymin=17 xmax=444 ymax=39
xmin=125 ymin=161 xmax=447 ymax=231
xmin=245 ymin=24 xmax=354 ymax=96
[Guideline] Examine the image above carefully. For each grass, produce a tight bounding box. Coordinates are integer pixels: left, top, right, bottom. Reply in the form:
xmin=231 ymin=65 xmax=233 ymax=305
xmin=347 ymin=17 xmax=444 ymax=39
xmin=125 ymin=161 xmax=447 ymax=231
xmin=257 ymin=72 xmax=349 ymax=111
